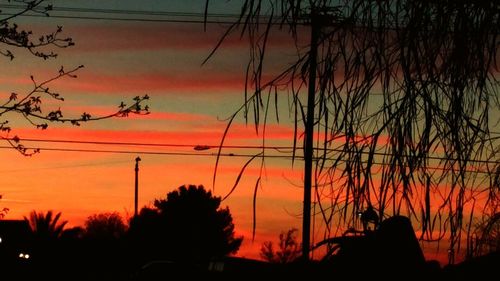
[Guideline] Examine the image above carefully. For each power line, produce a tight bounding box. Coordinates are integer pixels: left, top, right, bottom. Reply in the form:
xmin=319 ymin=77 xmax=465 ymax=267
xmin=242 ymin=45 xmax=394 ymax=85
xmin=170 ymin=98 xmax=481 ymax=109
xmin=0 ymin=4 xmax=250 ymax=24
xmin=0 ymin=145 xmax=495 ymax=175
xmin=11 ymin=137 xmax=292 ymax=151
xmin=4 ymin=137 xmax=499 ymax=165
xmin=0 ymin=4 xmax=244 ymax=18
xmin=48 ymin=6 xmax=242 ymax=19
xmin=0 ymin=12 xmax=233 ymax=24
xmin=0 ymin=145 xmax=293 ymax=159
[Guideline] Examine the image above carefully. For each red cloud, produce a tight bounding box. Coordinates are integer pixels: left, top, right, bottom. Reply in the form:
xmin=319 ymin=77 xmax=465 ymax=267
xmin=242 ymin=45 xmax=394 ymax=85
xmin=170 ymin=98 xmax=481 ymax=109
xmin=0 ymin=70 xmax=247 ymax=94
xmin=49 ymin=71 xmax=247 ymax=94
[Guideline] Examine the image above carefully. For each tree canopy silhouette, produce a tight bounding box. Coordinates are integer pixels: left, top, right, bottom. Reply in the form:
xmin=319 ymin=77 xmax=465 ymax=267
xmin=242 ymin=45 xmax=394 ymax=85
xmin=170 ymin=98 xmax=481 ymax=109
xmin=24 ymin=210 xmax=69 ymax=270
xmin=83 ymin=212 xmax=127 ymax=241
xmin=205 ymin=0 xmax=500 ymax=263
xmin=130 ymin=184 xmax=243 ymax=263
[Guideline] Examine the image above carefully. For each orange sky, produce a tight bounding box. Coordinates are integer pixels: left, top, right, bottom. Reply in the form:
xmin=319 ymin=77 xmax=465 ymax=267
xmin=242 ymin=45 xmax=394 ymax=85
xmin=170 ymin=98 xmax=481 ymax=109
xmin=0 ymin=2 xmax=306 ymax=261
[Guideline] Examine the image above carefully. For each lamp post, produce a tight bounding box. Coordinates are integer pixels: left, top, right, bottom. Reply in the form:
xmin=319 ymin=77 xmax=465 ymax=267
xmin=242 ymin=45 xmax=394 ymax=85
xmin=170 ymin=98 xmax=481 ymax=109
xmin=134 ymin=156 xmax=141 ymax=217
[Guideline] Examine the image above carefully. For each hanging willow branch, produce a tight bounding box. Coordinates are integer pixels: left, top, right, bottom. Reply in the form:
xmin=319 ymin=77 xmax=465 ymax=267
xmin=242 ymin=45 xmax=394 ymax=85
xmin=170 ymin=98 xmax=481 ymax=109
xmin=206 ymin=0 xmax=500 ymax=263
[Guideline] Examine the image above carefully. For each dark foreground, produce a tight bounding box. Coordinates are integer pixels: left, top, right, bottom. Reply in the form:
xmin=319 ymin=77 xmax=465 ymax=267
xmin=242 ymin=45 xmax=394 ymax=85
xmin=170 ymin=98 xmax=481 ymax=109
xmin=1 ymin=216 xmax=497 ymax=280
xmin=1 ymin=251 xmax=499 ymax=281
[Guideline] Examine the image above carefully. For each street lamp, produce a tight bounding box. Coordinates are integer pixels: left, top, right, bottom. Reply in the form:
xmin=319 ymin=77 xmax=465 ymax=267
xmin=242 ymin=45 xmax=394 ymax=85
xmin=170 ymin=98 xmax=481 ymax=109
xmin=193 ymin=145 xmax=211 ymax=151
xmin=134 ymin=156 xmax=141 ymax=217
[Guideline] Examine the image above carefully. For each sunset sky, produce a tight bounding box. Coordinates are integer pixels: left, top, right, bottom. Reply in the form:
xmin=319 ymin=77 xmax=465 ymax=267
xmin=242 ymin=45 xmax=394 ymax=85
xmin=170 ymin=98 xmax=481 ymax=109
xmin=0 ymin=0 xmax=496 ymax=264
xmin=0 ymin=0 xmax=307 ymax=260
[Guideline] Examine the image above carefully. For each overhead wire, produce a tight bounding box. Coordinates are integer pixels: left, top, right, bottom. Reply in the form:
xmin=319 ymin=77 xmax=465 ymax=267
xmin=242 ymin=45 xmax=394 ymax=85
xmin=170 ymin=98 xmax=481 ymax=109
xmin=0 ymin=144 xmax=495 ymax=174
xmin=2 ymin=137 xmax=499 ymax=165
xmin=0 ymin=3 xmax=244 ymax=18
xmin=0 ymin=145 xmax=297 ymax=159
xmin=0 ymin=13 xmax=234 ymax=24
xmin=0 ymin=4 xmax=258 ymax=24
xmin=10 ymin=137 xmax=293 ymax=151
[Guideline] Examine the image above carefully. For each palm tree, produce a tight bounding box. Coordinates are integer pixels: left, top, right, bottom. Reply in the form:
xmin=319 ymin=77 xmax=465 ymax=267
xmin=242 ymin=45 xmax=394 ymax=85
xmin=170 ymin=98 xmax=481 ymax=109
xmin=25 ymin=210 xmax=68 ymax=241
xmin=23 ymin=211 xmax=70 ymax=277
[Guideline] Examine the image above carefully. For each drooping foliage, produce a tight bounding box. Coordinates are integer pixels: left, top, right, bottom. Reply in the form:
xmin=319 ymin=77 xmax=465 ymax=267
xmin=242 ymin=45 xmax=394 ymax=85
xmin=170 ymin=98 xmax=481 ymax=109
xmin=206 ymin=0 xmax=500 ymax=263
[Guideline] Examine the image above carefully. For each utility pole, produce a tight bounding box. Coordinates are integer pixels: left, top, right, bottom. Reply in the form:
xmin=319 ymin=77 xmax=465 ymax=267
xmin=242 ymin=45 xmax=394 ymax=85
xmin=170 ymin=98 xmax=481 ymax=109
xmin=302 ymin=11 xmax=319 ymax=262
xmin=134 ymin=156 xmax=141 ymax=217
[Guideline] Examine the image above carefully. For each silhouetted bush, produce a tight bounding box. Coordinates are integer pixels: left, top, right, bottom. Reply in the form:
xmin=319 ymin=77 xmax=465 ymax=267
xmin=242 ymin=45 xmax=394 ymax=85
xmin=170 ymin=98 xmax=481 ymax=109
xmin=129 ymin=184 xmax=243 ymax=263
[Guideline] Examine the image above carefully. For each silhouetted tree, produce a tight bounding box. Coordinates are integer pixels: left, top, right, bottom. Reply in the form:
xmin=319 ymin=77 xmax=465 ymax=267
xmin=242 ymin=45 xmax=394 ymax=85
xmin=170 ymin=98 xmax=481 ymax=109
xmin=205 ymin=0 xmax=500 ymax=261
xmin=24 ymin=210 xmax=69 ymax=275
xmin=83 ymin=212 xmax=127 ymax=240
xmin=260 ymin=228 xmax=300 ymax=263
xmin=60 ymin=226 xmax=84 ymax=241
xmin=129 ymin=184 xmax=243 ymax=263
xmin=76 ymin=212 xmax=129 ymax=279
xmin=25 ymin=210 xmax=67 ymax=241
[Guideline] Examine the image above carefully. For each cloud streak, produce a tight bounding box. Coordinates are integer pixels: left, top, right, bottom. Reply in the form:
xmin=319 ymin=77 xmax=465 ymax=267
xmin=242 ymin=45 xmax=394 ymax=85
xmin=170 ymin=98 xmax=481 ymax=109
xmin=68 ymin=22 xmax=297 ymax=52
xmin=9 ymin=123 xmax=295 ymax=145
xmin=0 ymin=71 xmax=247 ymax=94
xmin=59 ymin=71 xmax=246 ymax=93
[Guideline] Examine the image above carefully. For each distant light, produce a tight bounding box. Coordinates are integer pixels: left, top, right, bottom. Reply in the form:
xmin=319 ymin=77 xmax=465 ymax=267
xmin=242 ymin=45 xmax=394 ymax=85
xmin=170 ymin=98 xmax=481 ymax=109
xmin=18 ymin=253 xmax=30 ymax=259
xmin=0 ymin=236 xmax=2 ymax=243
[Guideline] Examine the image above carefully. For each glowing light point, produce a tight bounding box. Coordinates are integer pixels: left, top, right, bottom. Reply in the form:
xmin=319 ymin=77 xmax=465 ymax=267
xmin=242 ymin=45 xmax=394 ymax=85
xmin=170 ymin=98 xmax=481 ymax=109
xmin=18 ymin=253 xmax=30 ymax=259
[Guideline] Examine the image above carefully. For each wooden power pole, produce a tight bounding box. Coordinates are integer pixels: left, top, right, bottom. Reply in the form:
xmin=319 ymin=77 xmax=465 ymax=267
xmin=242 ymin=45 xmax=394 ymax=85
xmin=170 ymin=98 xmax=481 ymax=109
xmin=302 ymin=12 xmax=319 ymax=261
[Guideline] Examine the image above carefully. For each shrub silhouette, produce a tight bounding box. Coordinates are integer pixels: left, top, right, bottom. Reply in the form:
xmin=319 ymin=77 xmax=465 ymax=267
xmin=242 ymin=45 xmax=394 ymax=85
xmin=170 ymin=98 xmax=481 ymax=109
xmin=130 ymin=184 xmax=243 ymax=263
xmin=260 ymin=228 xmax=300 ymax=263
xmin=83 ymin=212 xmax=127 ymax=241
